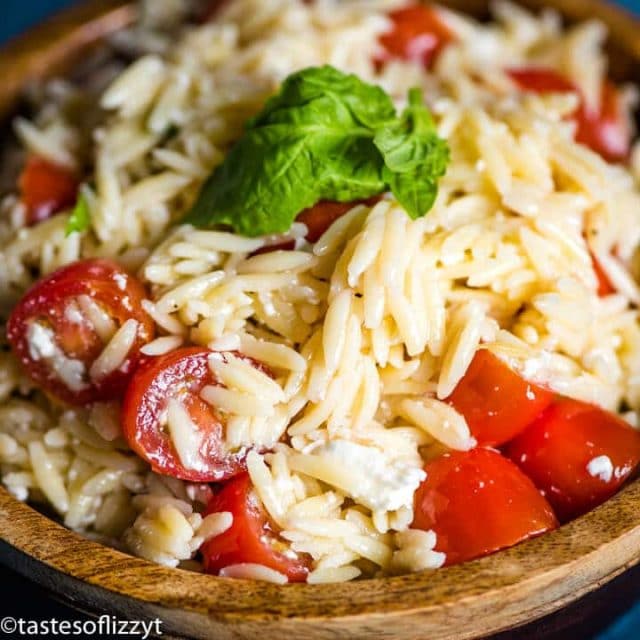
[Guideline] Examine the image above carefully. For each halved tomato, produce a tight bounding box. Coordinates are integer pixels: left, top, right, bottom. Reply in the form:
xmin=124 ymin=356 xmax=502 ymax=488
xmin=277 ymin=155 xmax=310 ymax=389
xmin=122 ymin=348 xmax=269 ymax=483
xmin=446 ymin=349 xmax=553 ymax=447
xmin=412 ymin=448 xmax=558 ymax=566
xmin=505 ymin=398 xmax=640 ymax=522
xmin=377 ymin=5 xmax=455 ymax=68
xmin=576 ymin=81 xmax=633 ymax=163
xmin=296 ymin=197 xmax=381 ymax=243
xmin=19 ymin=156 xmax=79 ymax=226
xmin=201 ymin=473 xmax=310 ymax=582
xmin=7 ymin=259 xmax=154 ymax=405
xmin=591 ymin=253 xmax=615 ymax=296
xmin=508 ymin=68 xmax=632 ymax=162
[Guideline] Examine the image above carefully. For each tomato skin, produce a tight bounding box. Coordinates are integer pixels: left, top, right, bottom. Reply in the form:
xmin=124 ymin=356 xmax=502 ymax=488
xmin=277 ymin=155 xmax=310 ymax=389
xmin=296 ymin=196 xmax=381 ymax=244
xmin=507 ymin=67 xmax=576 ymax=94
xmin=508 ymin=68 xmax=632 ymax=163
xmin=412 ymin=448 xmax=558 ymax=566
xmin=591 ymin=253 xmax=615 ymax=296
xmin=576 ymin=82 xmax=632 ymax=163
xmin=19 ymin=156 xmax=79 ymax=227
xmin=296 ymin=201 xmax=358 ymax=244
xmin=122 ymin=348 xmax=266 ymax=483
xmin=201 ymin=473 xmax=310 ymax=582
xmin=7 ymin=259 xmax=154 ymax=406
xmin=446 ymin=350 xmax=554 ymax=447
xmin=505 ymin=398 xmax=640 ymax=522
xmin=378 ymin=5 xmax=454 ymax=68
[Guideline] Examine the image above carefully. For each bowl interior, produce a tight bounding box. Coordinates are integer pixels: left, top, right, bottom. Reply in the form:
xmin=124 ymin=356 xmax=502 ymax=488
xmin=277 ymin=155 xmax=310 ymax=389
xmin=1 ymin=1 xmax=640 ymax=639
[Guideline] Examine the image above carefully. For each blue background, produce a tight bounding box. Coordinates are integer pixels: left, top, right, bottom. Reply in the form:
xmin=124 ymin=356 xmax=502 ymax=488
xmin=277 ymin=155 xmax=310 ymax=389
xmin=2 ymin=0 xmax=640 ymax=42
xmin=2 ymin=1 xmax=640 ymax=639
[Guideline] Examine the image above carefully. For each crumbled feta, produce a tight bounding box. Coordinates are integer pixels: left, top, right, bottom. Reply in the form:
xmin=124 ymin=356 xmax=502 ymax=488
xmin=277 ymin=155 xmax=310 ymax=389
xmin=63 ymin=302 xmax=84 ymax=325
xmin=27 ymin=322 xmax=88 ymax=392
xmin=113 ymin=273 xmax=128 ymax=291
xmin=312 ymin=440 xmax=426 ymax=512
xmin=586 ymin=455 xmax=614 ymax=483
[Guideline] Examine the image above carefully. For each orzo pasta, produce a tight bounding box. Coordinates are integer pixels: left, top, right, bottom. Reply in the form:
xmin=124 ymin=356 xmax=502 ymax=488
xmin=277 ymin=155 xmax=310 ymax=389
xmin=2 ymin=0 xmax=640 ymax=584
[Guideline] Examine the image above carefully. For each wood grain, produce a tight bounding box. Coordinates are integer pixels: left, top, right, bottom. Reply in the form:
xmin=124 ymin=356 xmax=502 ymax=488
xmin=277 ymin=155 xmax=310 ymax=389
xmin=0 ymin=1 xmax=639 ymax=639
xmin=0 ymin=0 xmax=136 ymax=122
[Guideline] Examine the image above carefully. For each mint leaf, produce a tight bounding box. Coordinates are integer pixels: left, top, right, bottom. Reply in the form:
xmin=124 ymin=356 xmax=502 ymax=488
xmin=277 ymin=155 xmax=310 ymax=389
xmin=65 ymin=189 xmax=91 ymax=236
xmin=185 ymin=66 xmax=449 ymax=237
xmin=375 ymin=88 xmax=449 ymax=218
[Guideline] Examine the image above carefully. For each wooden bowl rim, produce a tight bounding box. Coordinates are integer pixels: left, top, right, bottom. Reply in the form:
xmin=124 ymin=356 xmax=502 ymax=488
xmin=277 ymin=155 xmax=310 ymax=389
xmin=3 ymin=478 xmax=640 ymax=622
xmin=1 ymin=0 xmax=640 ymax=637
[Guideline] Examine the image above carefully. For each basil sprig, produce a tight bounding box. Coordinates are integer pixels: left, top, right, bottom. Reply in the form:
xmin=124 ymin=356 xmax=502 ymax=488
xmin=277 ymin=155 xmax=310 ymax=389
xmin=185 ymin=65 xmax=449 ymax=237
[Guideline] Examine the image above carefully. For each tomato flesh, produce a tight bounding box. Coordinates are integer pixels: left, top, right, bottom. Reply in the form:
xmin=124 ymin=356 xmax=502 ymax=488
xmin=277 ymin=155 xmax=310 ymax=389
xmin=446 ymin=349 xmax=553 ymax=447
xmin=201 ymin=473 xmax=310 ymax=582
xmin=412 ymin=448 xmax=558 ymax=566
xmin=505 ymin=398 xmax=640 ymax=522
xmin=576 ymin=82 xmax=632 ymax=163
xmin=508 ymin=68 xmax=632 ymax=162
xmin=378 ymin=5 xmax=454 ymax=68
xmin=252 ymin=197 xmax=382 ymax=256
xmin=122 ymin=348 xmax=267 ymax=483
xmin=591 ymin=253 xmax=615 ymax=296
xmin=296 ymin=197 xmax=382 ymax=244
xmin=7 ymin=259 xmax=154 ymax=405
xmin=19 ymin=156 xmax=79 ymax=226
xmin=507 ymin=67 xmax=576 ymax=94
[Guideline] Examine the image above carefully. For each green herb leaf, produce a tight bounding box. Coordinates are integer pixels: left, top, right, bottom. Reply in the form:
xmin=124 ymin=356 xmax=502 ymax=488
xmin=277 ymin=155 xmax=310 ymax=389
xmin=375 ymin=88 xmax=449 ymax=218
xmin=185 ymin=66 xmax=449 ymax=236
xmin=65 ymin=189 xmax=91 ymax=236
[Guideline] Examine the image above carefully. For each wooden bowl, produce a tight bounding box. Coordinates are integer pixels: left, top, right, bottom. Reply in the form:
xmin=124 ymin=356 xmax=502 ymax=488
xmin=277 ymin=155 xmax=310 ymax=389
xmin=1 ymin=2 xmax=640 ymax=639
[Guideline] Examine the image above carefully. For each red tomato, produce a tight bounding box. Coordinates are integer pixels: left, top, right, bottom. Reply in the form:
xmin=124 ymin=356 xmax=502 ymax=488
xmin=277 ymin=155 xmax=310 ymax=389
xmin=296 ymin=197 xmax=382 ymax=243
xmin=508 ymin=68 xmax=632 ymax=162
xmin=591 ymin=253 xmax=615 ymax=296
xmin=507 ymin=67 xmax=577 ymax=94
xmin=122 ymin=348 xmax=269 ymax=483
xmin=250 ymin=241 xmax=296 ymax=257
xmin=201 ymin=473 xmax=310 ymax=581
xmin=378 ymin=5 xmax=455 ymax=68
xmin=250 ymin=198 xmax=382 ymax=256
xmin=446 ymin=349 xmax=554 ymax=447
xmin=576 ymin=82 xmax=632 ymax=163
xmin=7 ymin=259 xmax=154 ymax=406
xmin=505 ymin=398 xmax=640 ymax=522
xmin=19 ymin=156 xmax=79 ymax=226
xmin=412 ymin=448 xmax=558 ymax=566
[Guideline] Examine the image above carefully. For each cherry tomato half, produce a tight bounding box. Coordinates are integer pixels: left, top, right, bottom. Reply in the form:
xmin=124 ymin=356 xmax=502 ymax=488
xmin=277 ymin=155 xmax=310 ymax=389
xmin=508 ymin=68 xmax=632 ymax=163
xmin=201 ymin=473 xmax=310 ymax=582
xmin=296 ymin=197 xmax=381 ymax=243
xmin=122 ymin=348 xmax=270 ymax=483
xmin=251 ymin=197 xmax=384 ymax=256
xmin=7 ymin=259 xmax=154 ymax=406
xmin=378 ymin=5 xmax=455 ymax=68
xmin=412 ymin=448 xmax=558 ymax=566
xmin=576 ymin=82 xmax=632 ymax=164
xmin=507 ymin=67 xmax=576 ymax=94
xmin=19 ymin=156 xmax=79 ymax=227
xmin=446 ymin=349 xmax=554 ymax=447
xmin=505 ymin=398 xmax=640 ymax=522
xmin=591 ymin=253 xmax=615 ymax=296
